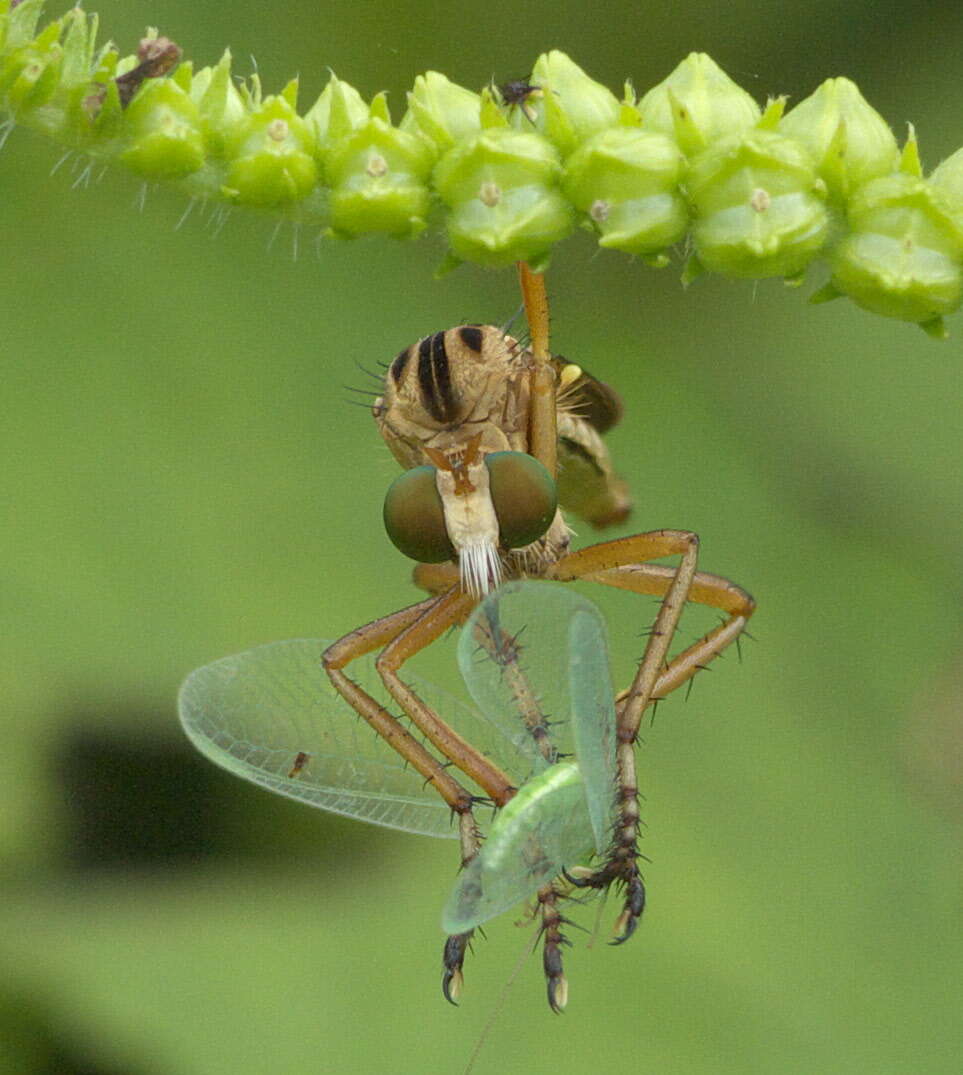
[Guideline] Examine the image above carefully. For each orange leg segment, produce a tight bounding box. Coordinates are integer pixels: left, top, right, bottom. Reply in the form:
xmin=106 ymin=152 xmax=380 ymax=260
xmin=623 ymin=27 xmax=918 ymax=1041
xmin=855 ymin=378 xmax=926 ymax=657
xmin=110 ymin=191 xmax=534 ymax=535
xmin=322 ymin=595 xmax=482 ymax=825
xmin=325 ymin=588 xmax=516 ymax=813
xmin=597 ymin=563 xmax=756 ymax=706
xmin=517 ymin=262 xmax=557 ymax=479
xmin=375 ymin=586 xmax=517 ymax=807
xmin=550 ymin=530 xmax=755 ymax=735
xmin=325 ymin=586 xmax=521 ymax=1009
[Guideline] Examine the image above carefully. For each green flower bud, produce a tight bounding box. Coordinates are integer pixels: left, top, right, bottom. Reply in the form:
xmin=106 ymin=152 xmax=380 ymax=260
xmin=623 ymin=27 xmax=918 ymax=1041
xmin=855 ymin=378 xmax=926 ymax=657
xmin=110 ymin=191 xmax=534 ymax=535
xmin=686 ymin=128 xmax=829 ymax=278
xmin=637 ymin=53 xmax=760 ymax=157
xmin=304 ymin=73 xmax=368 ymax=160
xmin=191 ymin=51 xmax=246 ymax=160
xmin=222 ymin=82 xmax=318 ymax=207
xmin=930 ymin=146 xmax=963 ymax=222
xmin=827 ymin=173 xmax=963 ymax=330
xmin=118 ymin=70 xmax=204 ymax=179
xmin=59 ymin=7 xmax=98 ymax=90
xmin=433 ymin=125 xmax=574 ymax=268
xmin=0 ymin=17 xmax=63 ymax=123
xmin=563 ymin=125 xmax=688 ymax=256
xmin=325 ymin=92 xmax=433 ymax=238
xmin=51 ymin=7 xmax=103 ymax=143
xmin=400 ymin=71 xmax=481 ymax=154
xmin=779 ymin=77 xmax=899 ymax=201
xmin=3 ymin=0 xmax=46 ymax=51
xmin=82 ymin=47 xmax=125 ymax=142
xmin=508 ymin=51 xmax=620 ymax=157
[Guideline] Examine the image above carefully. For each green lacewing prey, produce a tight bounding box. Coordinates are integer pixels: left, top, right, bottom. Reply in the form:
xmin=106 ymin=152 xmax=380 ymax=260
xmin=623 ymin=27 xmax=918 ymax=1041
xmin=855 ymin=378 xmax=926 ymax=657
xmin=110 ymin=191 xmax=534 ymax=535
xmin=456 ymin=584 xmax=617 ymax=857
xmin=445 ymin=584 xmax=617 ymax=934
xmin=180 ymin=583 xmax=618 ymax=1002
xmin=181 ymin=268 xmax=755 ymax=1008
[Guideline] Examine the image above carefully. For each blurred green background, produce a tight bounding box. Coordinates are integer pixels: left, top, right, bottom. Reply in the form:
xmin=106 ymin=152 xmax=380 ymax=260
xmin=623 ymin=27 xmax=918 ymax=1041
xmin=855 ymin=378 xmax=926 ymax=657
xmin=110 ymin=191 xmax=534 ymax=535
xmin=1 ymin=1 xmax=961 ymax=1072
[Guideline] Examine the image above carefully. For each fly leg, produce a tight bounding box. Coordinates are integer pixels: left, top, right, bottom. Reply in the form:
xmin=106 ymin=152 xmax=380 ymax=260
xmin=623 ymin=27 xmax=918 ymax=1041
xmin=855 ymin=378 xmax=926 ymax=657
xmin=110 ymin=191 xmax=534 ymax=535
xmin=324 ymin=592 xmax=514 ymax=1003
xmin=517 ymin=261 xmax=557 ymax=478
xmin=537 ymin=883 xmax=571 ymax=1012
xmin=323 ymin=595 xmax=485 ymax=828
xmin=411 ymin=560 xmax=460 ymax=596
xmin=373 ymin=586 xmax=517 ymax=804
xmin=442 ymin=809 xmax=485 ymax=1005
xmin=369 ymin=587 xmax=529 ymax=1002
xmin=551 ymin=531 xmax=755 ymax=942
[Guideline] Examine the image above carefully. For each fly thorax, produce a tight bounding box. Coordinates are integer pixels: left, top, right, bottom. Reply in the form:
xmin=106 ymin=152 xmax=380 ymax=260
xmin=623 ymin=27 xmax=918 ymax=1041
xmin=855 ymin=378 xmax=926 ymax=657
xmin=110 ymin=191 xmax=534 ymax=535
xmin=376 ymin=326 xmax=531 ymax=468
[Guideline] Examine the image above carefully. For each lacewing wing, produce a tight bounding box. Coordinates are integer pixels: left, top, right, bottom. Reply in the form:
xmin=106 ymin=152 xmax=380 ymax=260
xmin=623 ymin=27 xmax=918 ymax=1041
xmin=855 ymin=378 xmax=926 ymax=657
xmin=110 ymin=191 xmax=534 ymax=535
xmin=179 ymin=638 xmax=501 ymax=838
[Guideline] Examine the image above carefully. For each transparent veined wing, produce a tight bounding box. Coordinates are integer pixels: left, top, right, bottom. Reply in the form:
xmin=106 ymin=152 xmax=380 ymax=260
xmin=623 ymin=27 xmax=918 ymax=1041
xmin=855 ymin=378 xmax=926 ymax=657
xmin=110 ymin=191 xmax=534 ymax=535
xmin=457 ymin=581 xmax=618 ymax=850
xmin=567 ymin=605 xmax=618 ymax=851
xmin=178 ymin=638 xmax=477 ymax=839
xmin=442 ymin=761 xmax=596 ymax=933
xmin=444 ymin=582 xmax=619 ymax=932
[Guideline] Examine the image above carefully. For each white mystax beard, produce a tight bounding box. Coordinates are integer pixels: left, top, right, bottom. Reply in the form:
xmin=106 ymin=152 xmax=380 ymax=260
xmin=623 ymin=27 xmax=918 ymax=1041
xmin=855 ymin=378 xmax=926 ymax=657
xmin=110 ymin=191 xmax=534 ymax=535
xmin=435 ymin=460 xmax=504 ymax=597
xmin=458 ymin=538 xmax=503 ymax=597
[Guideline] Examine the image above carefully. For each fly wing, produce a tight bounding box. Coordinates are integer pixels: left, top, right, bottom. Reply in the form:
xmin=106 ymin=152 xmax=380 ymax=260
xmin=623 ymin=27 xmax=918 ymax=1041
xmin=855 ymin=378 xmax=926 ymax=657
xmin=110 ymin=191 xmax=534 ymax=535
xmin=456 ymin=582 xmax=618 ymax=850
xmin=178 ymin=639 xmax=474 ymax=839
xmin=552 ymin=357 xmax=623 ymax=434
xmin=441 ymin=762 xmax=595 ymax=933
xmin=553 ymin=357 xmax=631 ymax=528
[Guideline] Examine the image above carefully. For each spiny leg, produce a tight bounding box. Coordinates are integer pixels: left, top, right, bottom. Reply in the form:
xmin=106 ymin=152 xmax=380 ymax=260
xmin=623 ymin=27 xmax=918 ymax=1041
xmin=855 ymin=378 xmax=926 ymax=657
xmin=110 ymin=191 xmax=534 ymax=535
xmin=603 ymin=563 xmax=756 ymax=707
xmin=551 ymin=531 xmax=755 ymax=941
xmin=323 ymin=595 xmax=484 ymax=826
xmin=590 ymin=558 xmax=754 ymax=941
xmin=468 ymin=597 xmax=560 ymax=766
xmin=517 ymin=262 xmax=557 ymax=478
xmin=373 ymin=587 xmax=538 ymax=1003
xmin=537 ymin=883 xmax=571 ymax=1013
xmin=552 ymin=530 xmax=700 ymax=936
xmin=374 ymin=586 xmax=517 ymax=806
xmin=324 ymin=593 xmax=507 ymax=1003
xmin=442 ymin=808 xmax=487 ymax=1005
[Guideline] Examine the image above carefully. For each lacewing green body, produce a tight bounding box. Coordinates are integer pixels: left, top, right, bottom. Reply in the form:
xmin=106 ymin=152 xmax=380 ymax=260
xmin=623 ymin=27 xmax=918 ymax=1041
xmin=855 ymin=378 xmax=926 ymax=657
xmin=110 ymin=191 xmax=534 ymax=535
xmin=178 ymin=581 xmax=618 ymax=927
xmin=441 ymin=760 xmax=597 ymax=933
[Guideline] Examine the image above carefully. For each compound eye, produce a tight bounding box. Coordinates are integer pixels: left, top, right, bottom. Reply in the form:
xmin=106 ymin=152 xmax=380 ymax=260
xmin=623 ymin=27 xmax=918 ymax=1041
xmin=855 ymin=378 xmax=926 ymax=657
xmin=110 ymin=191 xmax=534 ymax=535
xmin=485 ymin=452 xmax=558 ymax=549
xmin=383 ymin=466 xmax=456 ymax=563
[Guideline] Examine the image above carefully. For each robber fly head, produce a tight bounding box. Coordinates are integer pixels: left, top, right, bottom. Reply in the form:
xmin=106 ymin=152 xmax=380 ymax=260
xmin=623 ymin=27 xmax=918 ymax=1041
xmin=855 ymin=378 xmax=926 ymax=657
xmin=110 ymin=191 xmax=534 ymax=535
xmin=375 ymin=325 xmax=561 ymax=596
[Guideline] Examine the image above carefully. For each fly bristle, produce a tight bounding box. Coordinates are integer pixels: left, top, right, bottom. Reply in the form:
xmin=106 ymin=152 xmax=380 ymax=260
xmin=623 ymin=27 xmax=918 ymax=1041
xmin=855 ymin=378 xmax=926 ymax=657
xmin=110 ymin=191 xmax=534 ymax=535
xmin=500 ymin=304 xmax=526 ymax=338
xmin=353 ymin=359 xmax=386 ymax=384
xmin=460 ymin=540 xmax=503 ymax=598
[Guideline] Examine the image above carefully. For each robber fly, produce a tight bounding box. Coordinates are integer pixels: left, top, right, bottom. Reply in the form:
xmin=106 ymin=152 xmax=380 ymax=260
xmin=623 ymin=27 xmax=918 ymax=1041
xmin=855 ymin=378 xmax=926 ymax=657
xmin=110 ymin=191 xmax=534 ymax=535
xmin=180 ymin=266 xmax=755 ymax=1009
xmin=319 ymin=267 xmax=755 ymax=1006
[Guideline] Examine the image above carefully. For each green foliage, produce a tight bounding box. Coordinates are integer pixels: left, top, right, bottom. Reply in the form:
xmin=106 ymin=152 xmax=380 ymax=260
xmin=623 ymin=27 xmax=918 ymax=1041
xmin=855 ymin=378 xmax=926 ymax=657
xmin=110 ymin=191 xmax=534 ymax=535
xmin=3 ymin=1 xmax=963 ymax=332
